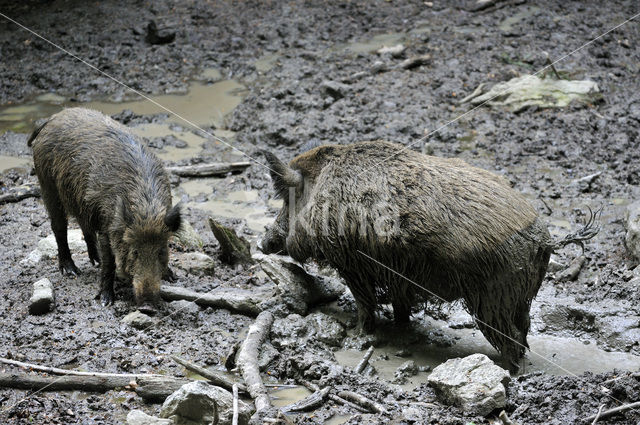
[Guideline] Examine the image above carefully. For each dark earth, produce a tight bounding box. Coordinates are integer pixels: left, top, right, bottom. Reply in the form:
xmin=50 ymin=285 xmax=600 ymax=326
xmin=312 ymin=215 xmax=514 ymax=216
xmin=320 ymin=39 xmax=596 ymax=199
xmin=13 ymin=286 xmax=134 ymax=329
xmin=1 ymin=0 xmax=640 ymax=424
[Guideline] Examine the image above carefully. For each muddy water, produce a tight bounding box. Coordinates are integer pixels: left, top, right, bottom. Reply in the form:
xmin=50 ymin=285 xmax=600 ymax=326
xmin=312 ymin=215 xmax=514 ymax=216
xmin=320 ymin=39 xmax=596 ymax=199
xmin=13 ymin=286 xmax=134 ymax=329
xmin=335 ymin=310 xmax=640 ymax=389
xmin=269 ymin=386 xmax=312 ymax=408
xmin=334 ymin=32 xmax=405 ymax=54
xmin=0 ymin=155 xmax=30 ymax=173
xmin=84 ymin=79 xmax=246 ymax=129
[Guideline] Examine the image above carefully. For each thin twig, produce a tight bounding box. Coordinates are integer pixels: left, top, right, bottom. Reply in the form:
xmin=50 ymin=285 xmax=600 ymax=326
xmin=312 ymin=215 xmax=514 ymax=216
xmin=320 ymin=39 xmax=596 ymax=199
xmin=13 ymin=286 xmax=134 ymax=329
xmin=586 ymin=401 xmax=640 ymax=422
xmin=354 ymin=346 xmax=375 ymax=374
xmin=0 ymin=357 xmax=163 ymax=379
xmin=591 ymin=404 xmax=605 ymax=424
xmin=232 ymin=384 xmax=239 ymax=425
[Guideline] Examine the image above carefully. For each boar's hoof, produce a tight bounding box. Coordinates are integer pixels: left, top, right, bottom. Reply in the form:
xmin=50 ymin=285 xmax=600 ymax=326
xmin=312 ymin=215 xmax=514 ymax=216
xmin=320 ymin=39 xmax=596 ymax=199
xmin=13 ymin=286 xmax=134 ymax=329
xmin=88 ymin=254 xmax=101 ymax=267
xmin=138 ymin=304 xmax=157 ymax=316
xmin=162 ymin=267 xmax=176 ymax=282
xmin=98 ymin=289 xmax=115 ymax=306
xmin=59 ymin=259 xmax=80 ymax=277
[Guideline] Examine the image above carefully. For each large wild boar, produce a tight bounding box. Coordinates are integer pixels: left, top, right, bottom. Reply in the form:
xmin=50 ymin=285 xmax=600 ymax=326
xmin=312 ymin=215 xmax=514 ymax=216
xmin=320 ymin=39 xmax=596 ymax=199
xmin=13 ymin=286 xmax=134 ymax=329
xmin=262 ymin=140 xmax=598 ymax=369
xmin=28 ymin=108 xmax=181 ymax=311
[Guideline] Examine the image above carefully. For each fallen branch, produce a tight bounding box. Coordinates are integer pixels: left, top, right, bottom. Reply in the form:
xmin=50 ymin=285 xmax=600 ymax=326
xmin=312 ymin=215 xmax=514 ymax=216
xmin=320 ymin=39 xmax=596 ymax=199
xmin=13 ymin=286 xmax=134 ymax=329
xmin=0 ymin=372 xmax=188 ymax=402
xmin=161 ymin=284 xmax=272 ymax=317
xmin=337 ymin=390 xmax=387 ymax=414
xmin=171 ymin=355 xmax=246 ymax=393
xmin=237 ymin=311 xmax=274 ymax=412
xmin=209 ymin=218 xmax=253 ymax=265
xmin=0 ymin=357 xmax=162 ymax=379
xmin=354 ymin=346 xmax=375 ymax=375
xmin=586 ymin=401 xmax=640 ymax=423
xmin=166 ymin=162 xmax=251 ymax=177
xmin=603 ymin=372 xmax=640 ymax=384
xmin=591 ymin=404 xmax=605 ymax=425
xmin=499 ymin=410 xmax=515 ymax=425
xmin=232 ymin=384 xmax=239 ymax=425
xmin=281 ymin=387 xmax=330 ymax=413
xmin=0 ymin=184 xmax=40 ymax=205
xmin=557 ymin=255 xmax=585 ymax=282
xmin=300 ymin=380 xmax=367 ymax=413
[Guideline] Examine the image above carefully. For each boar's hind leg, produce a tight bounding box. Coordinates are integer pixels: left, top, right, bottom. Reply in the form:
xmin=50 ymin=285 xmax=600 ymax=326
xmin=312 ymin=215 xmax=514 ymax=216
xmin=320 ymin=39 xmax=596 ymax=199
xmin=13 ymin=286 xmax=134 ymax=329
xmin=96 ymin=233 xmax=116 ymax=306
xmin=40 ymin=181 xmax=79 ymax=276
xmin=349 ymin=282 xmax=377 ymax=333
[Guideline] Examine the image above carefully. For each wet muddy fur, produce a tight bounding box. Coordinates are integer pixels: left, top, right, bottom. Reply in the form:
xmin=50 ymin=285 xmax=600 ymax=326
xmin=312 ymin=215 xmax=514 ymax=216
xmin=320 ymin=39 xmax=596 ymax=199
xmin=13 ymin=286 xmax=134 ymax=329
xmin=29 ymin=108 xmax=181 ymax=308
xmin=264 ymin=141 xmax=597 ymax=370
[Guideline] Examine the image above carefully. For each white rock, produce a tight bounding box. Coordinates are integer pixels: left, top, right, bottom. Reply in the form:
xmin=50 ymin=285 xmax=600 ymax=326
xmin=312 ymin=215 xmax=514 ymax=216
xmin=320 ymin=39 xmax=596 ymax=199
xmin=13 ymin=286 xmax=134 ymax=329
xmin=121 ymin=311 xmax=155 ymax=330
xmin=37 ymin=229 xmax=86 ymax=259
xmin=427 ymin=353 xmax=510 ymax=416
xmin=625 ymin=201 xmax=640 ymax=261
xmin=160 ymin=381 xmax=252 ymax=425
xmin=20 ymin=249 xmax=43 ymax=267
xmin=377 ymin=43 xmax=405 ymax=57
xmin=126 ymin=410 xmax=172 ymax=425
xmin=174 ymin=252 xmax=215 ymax=276
xmin=29 ymin=278 xmax=54 ymax=315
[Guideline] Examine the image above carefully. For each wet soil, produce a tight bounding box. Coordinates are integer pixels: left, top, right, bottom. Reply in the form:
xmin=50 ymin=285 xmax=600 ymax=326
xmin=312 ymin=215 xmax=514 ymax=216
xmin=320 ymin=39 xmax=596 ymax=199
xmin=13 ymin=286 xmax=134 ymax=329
xmin=1 ymin=0 xmax=640 ymax=424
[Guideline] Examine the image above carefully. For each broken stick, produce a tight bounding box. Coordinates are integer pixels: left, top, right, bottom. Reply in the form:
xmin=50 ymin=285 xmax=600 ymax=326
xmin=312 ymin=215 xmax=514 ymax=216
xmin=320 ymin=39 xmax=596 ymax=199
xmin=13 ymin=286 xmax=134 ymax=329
xmin=337 ymin=390 xmax=387 ymax=414
xmin=281 ymin=387 xmax=330 ymax=413
xmin=0 ymin=184 xmax=40 ymax=205
xmin=354 ymin=346 xmax=375 ymax=374
xmin=166 ymin=162 xmax=251 ymax=177
xmin=160 ymin=284 xmax=270 ymax=316
xmin=586 ymin=401 xmax=640 ymax=423
xmin=0 ymin=357 xmax=163 ymax=379
xmin=0 ymin=372 xmax=188 ymax=402
xmin=171 ymin=355 xmax=246 ymax=393
xmin=232 ymin=384 xmax=239 ymax=425
xmin=300 ymin=380 xmax=368 ymax=413
xmin=237 ymin=311 xmax=274 ymax=412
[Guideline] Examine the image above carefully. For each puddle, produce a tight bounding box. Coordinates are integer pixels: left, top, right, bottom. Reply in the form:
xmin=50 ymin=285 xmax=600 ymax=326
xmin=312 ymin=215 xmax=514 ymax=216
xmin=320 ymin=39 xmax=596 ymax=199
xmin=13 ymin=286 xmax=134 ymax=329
xmin=269 ymin=386 xmax=311 ymax=408
xmin=335 ymin=32 xmax=405 ymax=54
xmin=177 ymin=180 xmax=276 ymax=233
xmin=129 ymin=122 xmax=221 ymax=162
xmin=85 ymin=79 xmax=246 ymax=129
xmin=254 ymin=53 xmax=281 ymax=73
xmin=335 ymin=310 xmax=640 ymax=386
xmin=0 ymin=75 xmax=245 ymax=137
xmin=0 ymin=155 xmax=31 ymax=173
xmin=499 ymin=6 xmax=541 ymax=32
xmin=325 ymin=415 xmax=353 ymax=425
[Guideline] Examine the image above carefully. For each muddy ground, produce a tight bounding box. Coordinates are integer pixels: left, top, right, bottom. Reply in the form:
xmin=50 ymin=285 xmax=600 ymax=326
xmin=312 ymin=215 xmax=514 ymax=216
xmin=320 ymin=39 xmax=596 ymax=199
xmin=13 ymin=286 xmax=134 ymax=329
xmin=1 ymin=0 xmax=640 ymax=424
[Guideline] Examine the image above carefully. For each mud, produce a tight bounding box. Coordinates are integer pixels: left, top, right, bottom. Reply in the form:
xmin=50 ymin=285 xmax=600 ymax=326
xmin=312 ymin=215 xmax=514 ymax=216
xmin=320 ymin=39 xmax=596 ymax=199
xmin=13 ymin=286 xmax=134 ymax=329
xmin=1 ymin=0 xmax=640 ymax=424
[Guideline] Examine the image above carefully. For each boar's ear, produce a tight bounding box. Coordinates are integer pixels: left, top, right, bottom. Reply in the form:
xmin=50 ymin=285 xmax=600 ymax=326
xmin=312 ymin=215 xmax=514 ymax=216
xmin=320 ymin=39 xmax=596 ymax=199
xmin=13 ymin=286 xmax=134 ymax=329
xmin=164 ymin=203 xmax=182 ymax=233
xmin=262 ymin=150 xmax=303 ymax=198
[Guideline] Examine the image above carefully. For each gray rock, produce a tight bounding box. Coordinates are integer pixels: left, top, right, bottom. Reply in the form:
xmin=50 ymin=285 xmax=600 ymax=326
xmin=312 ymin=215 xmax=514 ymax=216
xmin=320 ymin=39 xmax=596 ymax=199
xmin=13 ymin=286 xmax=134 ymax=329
xmin=37 ymin=229 xmax=85 ymax=259
xmin=257 ymin=342 xmax=279 ymax=371
xmin=626 ymin=201 xmax=640 ymax=261
xmin=320 ymin=80 xmax=350 ymax=100
xmin=427 ymin=353 xmax=510 ymax=416
xmin=392 ymin=360 xmax=419 ymax=384
xmin=160 ymin=381 xmax=252 ymax=425
xmin=122 ymin=311 xmax=155 ymax=330
xmin=305 ymin=312 xmax=346 ymax=347
xmin=20 ymin=249 xmax=43 ymax=267
xmin=173 ymin=220 xmax=204 ymax=251
xmin=126 ymin=410 xmax=172 ymax=425
xmin=174 ymin=252 xmax=215 ymax=276
xmin=29 ymin=278 xmax=54 ymax=315
xmin=168 ymin=300 xmax=200 ymax=319
xmin=377 ymin=44 xmax=405 ymax=57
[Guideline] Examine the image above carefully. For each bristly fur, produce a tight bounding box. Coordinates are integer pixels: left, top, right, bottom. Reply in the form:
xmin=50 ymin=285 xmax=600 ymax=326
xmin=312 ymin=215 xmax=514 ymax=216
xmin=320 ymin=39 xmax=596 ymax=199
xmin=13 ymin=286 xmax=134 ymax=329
xmin=29 ymin=107 xmax=180 ymax=307
xmin=261 ymin=140 xmax=587 ymax=371
xmin=261 ymin=150 xmax=302 ymax=199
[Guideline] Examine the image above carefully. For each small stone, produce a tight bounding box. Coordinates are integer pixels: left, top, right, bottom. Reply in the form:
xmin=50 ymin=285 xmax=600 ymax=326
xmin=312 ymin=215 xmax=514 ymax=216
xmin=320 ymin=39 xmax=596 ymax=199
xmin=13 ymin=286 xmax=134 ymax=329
xmin=305 ymin=312 xmax=346 ymax=347
xmin=174 ymin=252 xmax=215 ymax=276
xmin=37 ymin=229 xmax=85 ymax=259
xmin=121 ymin=311 xmax=155 ymax=330
xmin=377 ymin=44 xmax=405 ymax=57
xmin=29 ymin=278 xmax=54 ymax=315
xmin=173 ymin=220 xmax=204 ymax=251
xmin=320 ymin=80 xmax=350 ymax=100
xmin=20 ymin=249 xmax=43 ymax=267
xmin=160 ymin=381 xmax=251 ymax=425
xmin=399 ymin=54 xmax=431 ymax=70
xmin=126 ymin=410 xmax=172 ymax=425
xmin=625 ymin=201 xmax=640 ymax=261
xmin=428 ymin=354 xmax=510 ymax=416
xmin=393 ymin=360 xmax=419 ymax=384
xmin=395 ymin=349 xmax=412 ymax=358
xmin=168 ymin=300 xmax=200 ymax=318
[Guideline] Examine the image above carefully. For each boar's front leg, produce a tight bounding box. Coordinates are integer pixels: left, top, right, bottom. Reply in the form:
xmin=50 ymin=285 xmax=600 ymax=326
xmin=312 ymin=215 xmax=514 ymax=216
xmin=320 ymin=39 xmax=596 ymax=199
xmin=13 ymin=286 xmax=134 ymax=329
xmin=347 ymin=279 xmax=377 ymax=333
xmin=96 ymin=233 xmax=115 ymax=306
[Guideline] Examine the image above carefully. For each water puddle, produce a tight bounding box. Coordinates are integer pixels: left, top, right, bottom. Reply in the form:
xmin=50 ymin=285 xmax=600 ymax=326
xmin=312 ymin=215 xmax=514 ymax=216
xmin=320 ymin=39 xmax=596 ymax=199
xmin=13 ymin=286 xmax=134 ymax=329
xmin=254 ymin=53 xmax=281 ymax=73
xmin=129 ymin=122 xmax=216 ymax=162
xmin=269 ymin=386 xmax=312 ymax=408
xmin=84 ymin=79 xmax=246 ymax=129
xmin=335 ymin=311 xmax=640 ymax=386
xmin=0 ymin=155 xmax=30 ymax=173
xmin=499 ymin=6 xmax=541 ymax=32
xmin=335 ymin=32 xmax=405 ymax=54
xmin=325 ymin=415 xmax=353 ymax=425
xmin=0 ymin=93 xmax=65 ymax=133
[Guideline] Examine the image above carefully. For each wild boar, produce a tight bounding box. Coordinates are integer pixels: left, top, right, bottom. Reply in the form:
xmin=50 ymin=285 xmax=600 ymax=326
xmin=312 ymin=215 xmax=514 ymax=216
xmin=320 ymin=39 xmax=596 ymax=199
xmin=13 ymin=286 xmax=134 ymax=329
xmin=262 ymin=140 xmax=598 ymax=369
xmin=28 ymin=107 xmax=181 ymax=311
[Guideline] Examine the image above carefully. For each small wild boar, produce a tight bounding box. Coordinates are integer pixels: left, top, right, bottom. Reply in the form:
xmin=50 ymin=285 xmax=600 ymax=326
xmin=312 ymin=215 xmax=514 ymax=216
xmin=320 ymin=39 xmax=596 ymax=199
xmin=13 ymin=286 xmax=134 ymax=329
xmin=28 ymin=108 xmax=181 ymax=311
xmin=262 ymin=140 xmax=598 ymax=369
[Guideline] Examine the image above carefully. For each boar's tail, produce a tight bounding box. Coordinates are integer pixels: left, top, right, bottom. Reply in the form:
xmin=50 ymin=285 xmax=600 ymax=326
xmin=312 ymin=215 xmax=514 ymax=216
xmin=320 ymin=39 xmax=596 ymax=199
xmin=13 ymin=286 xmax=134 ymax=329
xmin=552 ymin=206 xmax=602 ymax=252
xmin=27 ymin=119 xmax=50 ymax=147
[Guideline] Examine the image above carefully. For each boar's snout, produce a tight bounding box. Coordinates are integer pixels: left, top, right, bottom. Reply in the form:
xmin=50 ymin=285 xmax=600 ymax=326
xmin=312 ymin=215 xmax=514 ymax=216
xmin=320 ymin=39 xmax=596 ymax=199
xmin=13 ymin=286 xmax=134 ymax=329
xmin=132 ymin=276 xmax=162 ymax=313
